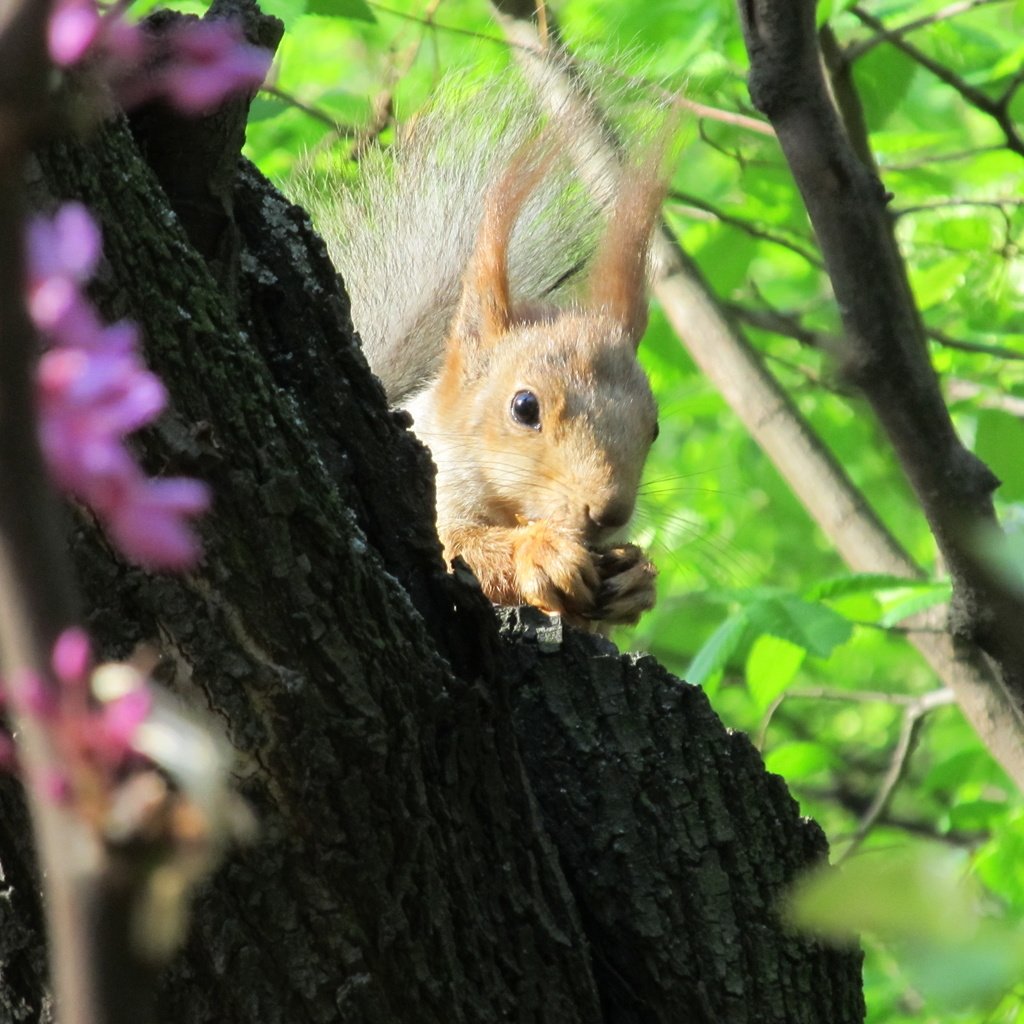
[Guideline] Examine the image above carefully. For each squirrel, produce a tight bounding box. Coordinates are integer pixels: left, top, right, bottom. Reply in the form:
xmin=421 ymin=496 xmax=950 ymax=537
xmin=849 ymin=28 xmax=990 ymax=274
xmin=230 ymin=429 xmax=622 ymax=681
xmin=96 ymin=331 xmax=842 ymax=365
xmin=301 ymin=75 xmax=671 ymax=627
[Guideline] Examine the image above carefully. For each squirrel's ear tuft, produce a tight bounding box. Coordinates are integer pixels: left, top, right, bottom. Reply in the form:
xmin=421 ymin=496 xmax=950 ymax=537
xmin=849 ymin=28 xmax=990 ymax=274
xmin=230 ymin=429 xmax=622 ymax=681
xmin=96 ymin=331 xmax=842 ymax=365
xmin=449 ymin=132 xmax=559 ymax=351
xmin=586 ymin=148 xmax=668 ymax=349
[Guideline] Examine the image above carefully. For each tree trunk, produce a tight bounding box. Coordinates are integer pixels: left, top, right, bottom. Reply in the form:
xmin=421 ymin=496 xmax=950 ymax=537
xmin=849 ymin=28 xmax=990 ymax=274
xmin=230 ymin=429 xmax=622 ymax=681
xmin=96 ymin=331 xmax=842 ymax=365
xmin=2 ymin=58 xmax=864 ymax=1023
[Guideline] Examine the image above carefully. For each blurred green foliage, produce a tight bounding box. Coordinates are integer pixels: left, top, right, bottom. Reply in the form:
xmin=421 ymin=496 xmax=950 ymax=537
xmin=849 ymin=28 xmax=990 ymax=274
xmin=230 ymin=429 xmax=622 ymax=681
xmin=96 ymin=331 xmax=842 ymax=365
xmin=228 ymin=0 xmax=1024 ymax=1018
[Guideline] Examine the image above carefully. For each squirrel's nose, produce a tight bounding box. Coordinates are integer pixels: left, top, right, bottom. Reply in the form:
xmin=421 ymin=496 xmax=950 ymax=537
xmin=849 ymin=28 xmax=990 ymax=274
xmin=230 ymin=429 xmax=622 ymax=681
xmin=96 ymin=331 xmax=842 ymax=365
xmin=586 ymin=500 xmax=633 ymax=535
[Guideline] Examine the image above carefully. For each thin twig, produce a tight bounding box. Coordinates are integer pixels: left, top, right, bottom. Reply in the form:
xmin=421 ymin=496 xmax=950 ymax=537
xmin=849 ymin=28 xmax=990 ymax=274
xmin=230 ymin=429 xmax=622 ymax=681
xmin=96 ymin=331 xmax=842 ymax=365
xmin=0 ymin=4 xmax=104 ymax=1024
xmin=836 ymin=688 xmax=955 ymax=862
xmin=668 ymin=190 xmax=823 ymax=266
xmin=850 ymin=4 xmax=1024 ymax=158
xmin=259 ymin=84 xmax=358 ymax=136
xmin=846 ymin=0 xmax=1009 ymax=62
xmin=893 ymin=196 xmax=1024 ymax=218
xmin=882 ymin=145 xmax=1003 ymax=171
xmin=371 ymin=0 xmax=776 ymax=136
xmin=928 ymin=328 xmax=1024 ymax=362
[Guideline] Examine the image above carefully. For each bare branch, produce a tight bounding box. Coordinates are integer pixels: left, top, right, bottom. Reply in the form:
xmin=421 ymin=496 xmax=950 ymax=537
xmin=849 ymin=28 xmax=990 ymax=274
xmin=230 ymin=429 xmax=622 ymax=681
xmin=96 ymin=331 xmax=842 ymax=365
xmin=893 ymin=196 xmax=1024 ymax=218
xmin=738 ymin=0 xmax=1024 ymax=712
xmin=259 ymin=85 xmax=358 ymax=136
xmin=929 ymin=329 xmax=1024 ymax=362
xmin=492 ymin=0 xmax=1024 ymax=789
xmin=849 ymin=4 xmax=1024 ymax=158
xmin=846 ymin=0 xmax=1009 ymax=63
xmin=0 ymin=4 xmax=107 ymax=1024
xmin=836 ymin=688 xmax=956 ymax=862
xmin=669 ymin=190 xmax=824 ymax=266
xmin=883 ymin=145 xmax=1003 ymax=171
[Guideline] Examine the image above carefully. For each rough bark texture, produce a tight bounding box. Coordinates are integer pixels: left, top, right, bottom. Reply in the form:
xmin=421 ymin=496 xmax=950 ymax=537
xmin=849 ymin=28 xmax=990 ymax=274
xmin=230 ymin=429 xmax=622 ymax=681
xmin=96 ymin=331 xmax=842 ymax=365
xmin=502 ymin=609 xmax=863 ymax=1024
xmin=2 ymin=26 xmax=864 ymax=1022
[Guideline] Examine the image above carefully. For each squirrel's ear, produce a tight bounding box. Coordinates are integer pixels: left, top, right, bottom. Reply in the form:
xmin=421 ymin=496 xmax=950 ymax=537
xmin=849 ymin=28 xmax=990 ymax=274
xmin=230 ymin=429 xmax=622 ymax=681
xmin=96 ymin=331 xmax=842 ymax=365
xmin=586 ymin=148 xmax=669 ymax=349
xmin=449 ymin=133 xmax=557 ymax=351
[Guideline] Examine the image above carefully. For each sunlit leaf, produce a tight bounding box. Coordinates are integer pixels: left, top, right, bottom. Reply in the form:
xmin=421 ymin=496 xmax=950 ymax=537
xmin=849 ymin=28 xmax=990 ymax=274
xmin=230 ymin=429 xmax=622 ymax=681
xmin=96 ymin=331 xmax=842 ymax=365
xmin=308 ymin=0 xmax=375 ymax=20
xmin=746 ymin=633 xmax=805 ymax=709
xmin=685 ymin=611 xmax=748 ymax=691
xmin=744 ymin=595 xmax=852 ymax=658
xmin=788 ymin=847 xmax=978 ymax=942
xmin=765 ymin=740 xmax=833 ymax=780
xmin=975 ymin=409 xmax=1024 ymax=502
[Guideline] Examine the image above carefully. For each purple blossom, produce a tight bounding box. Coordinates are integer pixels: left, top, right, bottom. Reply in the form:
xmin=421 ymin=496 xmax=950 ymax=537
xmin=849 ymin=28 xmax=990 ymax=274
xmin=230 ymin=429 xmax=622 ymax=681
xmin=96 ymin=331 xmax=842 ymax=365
xmin=51 ymin=627 xmax=93 ymax=687
xmin=48 ymin=1 xmax=272 ymax=115
xmin=149 ymin=21 xmax=273 ymax=115
xmin=100 ymin=687 xmax=152 ymax=749
xmin=28 ymin=203 xmax=209 ymax=571
xmin=12 ymin=669 xmax=59 ymax=720
xmin=26 ymin=202 xmax=101 ymax=282
xmin=48 ymin=0 xmax=103 ymax=67
xmin=106 ymin=477 xmax=211 ymax=571
xmin=3 ymin=630 xmax=157 ymax=809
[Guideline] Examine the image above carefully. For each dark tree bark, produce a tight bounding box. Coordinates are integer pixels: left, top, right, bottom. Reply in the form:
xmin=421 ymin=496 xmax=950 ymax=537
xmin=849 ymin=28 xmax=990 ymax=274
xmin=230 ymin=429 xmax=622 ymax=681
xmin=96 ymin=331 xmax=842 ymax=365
xmin=1 ymin=17 xmax=864 ymax=1021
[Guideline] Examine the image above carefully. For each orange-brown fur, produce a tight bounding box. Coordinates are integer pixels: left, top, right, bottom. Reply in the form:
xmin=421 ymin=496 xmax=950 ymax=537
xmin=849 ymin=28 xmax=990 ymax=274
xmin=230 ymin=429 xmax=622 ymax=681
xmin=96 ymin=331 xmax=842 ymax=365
xmin=404 ymin=135 xmax=667 ymax=625
xmin=302 ymin=77 xmax=673 ymax=626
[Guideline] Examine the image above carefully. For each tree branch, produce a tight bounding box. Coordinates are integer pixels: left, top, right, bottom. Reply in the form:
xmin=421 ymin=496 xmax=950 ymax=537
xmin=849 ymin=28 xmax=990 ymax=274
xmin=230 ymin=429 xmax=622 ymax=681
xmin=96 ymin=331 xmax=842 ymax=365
xmin=845 ymin=0 xmax=1009 ymax=63
xmin=0 ymin=4 xmax=110 ymax=1024
xmin=836 ymin=688 xmax=956 ymax=862
xmin=737 ymin=0 xmax=1024 ymax=711
xmin=848 ymin=4 xmax=1024 ymax=158
xmin=491 ymin=0 xmax=1024 ymax=789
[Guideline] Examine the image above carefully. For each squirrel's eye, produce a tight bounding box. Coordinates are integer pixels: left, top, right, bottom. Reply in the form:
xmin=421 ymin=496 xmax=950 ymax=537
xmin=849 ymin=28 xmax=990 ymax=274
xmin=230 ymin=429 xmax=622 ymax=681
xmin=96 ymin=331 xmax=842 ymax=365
xmin=510 ymin=390 xmax=541 ymax=430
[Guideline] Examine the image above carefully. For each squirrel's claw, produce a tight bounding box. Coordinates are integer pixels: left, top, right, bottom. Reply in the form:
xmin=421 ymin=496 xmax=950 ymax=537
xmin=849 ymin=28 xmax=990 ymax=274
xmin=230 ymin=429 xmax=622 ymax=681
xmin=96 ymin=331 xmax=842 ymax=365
xmin=593 ymin=544 xmax=657 ymax=625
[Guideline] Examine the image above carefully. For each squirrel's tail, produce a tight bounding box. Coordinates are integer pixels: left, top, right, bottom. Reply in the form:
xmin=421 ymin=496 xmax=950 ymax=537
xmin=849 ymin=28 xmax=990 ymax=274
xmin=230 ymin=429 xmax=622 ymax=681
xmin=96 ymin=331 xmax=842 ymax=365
xmin=294 ymin=72 xmax=609 ymax=404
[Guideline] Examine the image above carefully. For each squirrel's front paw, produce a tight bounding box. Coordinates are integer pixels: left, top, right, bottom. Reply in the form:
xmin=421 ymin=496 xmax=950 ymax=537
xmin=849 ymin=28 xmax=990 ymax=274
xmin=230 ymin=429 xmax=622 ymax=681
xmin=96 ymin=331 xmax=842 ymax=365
xmin=593 ymin=544 xmax=657 ymax=625
xmin=512 ymin=521 xmax=601 ymax=620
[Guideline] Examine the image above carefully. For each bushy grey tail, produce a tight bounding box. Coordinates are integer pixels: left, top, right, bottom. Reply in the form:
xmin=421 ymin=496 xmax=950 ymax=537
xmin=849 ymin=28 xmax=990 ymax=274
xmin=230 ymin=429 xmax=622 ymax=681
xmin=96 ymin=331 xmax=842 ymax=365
xmin=291 ymin=72 xmax=609 ymax=404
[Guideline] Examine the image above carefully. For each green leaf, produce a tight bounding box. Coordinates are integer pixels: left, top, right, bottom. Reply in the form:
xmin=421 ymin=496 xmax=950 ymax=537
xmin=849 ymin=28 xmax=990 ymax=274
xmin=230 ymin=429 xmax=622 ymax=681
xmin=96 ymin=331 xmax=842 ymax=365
xmin=973 ymin=810 xmax=1024 ymax=912
xmin=308 ymin=0 xmax=376 ymax=20
xmin=745 ymin=634 xmax=805 ymax=709
xmin=805 ymin=573 xmax=935 ymax=600
xmin=975 ymin=409 xmax=1024 ymax=502
xmin=258 ymin=0 xmax=307 ymax=23
xmin=685 ymin=611 xmax=748 ymax=691
xmin=878 ymin=582 xmax=951 ymax=626
xmin=788 ymin=847 xmax=978 ymax=942
xmin=764 ymin=741 xmax=832 ymax=780
xmin=903 ymin=924 xmax=1024 ymax=1009
xmin=247 ymin=97 xmax=291 ymax=124
xmin=745 ymin=595 xmax=852 ymax=658
xmin=948 ymin=799 xmax=1007 ymax=831
xmin=853 ymin=47 xmax=917 ymax=128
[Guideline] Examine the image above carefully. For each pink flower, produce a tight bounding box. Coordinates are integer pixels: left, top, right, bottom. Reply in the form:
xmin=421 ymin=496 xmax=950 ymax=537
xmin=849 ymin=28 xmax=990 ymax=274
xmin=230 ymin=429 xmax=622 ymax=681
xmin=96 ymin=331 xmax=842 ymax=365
xmin=48 ymin=0 xmax=103 ymax=67
xmin=26 ymin=201 xmax=101 ymax=285
xmin=107 ymin=477 xmax=212 ymax=570
xmin=99 ymin=687 xmax=152 ymax=749
xmin=52 ymin=627 xmax=93 ymax=687
xmin=28 ymin=204 xmax=209 ymax=571
xmin=36 ymin=346 xmax=166 ymax=499
xmin=153 ymin=21 xmax=272 ymax=114
xmin=12 ymin=669 xmax=59 ymax=720
xmin=47 ymin=2 xmax=271 ymax=115
xmin=2 ymin=630 xmax=158 ymax=809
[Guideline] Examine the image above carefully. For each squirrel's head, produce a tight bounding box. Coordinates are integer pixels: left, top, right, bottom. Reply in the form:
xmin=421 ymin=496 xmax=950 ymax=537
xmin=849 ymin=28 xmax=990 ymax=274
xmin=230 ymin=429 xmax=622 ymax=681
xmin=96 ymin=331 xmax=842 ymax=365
xmin=428 ymin=309 xmax=657 ymax=546
xmin=414 ymin=128 xmax=668 ymax=546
